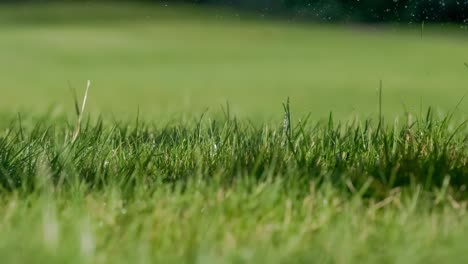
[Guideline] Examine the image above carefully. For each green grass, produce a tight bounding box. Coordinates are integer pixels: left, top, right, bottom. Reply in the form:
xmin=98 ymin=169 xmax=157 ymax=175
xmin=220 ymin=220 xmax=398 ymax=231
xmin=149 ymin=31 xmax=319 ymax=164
xmin=1 ymin=3 xmax=468 ymax=263
xmin=0 ymin=3 xmax=468 ymax=120
xmin=1 ymin=105 xmax=468 ymax=263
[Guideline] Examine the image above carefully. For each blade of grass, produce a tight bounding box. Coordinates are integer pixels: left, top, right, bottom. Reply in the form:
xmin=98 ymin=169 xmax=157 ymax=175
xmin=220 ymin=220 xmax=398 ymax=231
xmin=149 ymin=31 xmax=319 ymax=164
xmin=71 ymin=80 xmax=91 ymax=143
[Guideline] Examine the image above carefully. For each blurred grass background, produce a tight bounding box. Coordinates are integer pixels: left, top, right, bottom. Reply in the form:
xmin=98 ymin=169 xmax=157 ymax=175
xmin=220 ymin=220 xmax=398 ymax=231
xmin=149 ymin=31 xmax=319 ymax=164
xmin=1 ymin=3 xmax=467 ymax=121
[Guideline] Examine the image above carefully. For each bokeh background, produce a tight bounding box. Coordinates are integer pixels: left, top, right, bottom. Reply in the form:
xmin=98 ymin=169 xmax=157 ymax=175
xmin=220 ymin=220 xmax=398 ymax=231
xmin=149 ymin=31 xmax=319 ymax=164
xmin=1 ymin=1 xmax=467 ymax=121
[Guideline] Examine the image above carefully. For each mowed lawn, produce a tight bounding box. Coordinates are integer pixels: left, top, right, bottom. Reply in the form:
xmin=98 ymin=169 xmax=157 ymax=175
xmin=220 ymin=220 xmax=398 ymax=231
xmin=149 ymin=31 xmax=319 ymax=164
xmin=0 ymin=3 xmax=468 ymax=120
xmin=2 ymin=4 xmax=468 ymax=264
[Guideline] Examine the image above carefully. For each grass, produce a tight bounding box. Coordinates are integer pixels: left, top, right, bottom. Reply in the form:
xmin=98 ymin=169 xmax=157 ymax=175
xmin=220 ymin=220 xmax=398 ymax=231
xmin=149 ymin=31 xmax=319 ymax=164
xmin=0 ymin=3 xmax=467 ymax=120
xmin=1 ymin=100 xmax=468 ymax=263
xmin=1 ymin=3 xmax=468 ymax=263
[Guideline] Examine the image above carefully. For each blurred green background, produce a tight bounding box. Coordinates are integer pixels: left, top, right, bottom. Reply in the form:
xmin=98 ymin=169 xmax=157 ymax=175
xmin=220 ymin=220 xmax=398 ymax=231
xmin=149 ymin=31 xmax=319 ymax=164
xmin=3 ymin=0 xmax=468 ymax=22
xmin=1 ymin=3 xmax=467 ymax=120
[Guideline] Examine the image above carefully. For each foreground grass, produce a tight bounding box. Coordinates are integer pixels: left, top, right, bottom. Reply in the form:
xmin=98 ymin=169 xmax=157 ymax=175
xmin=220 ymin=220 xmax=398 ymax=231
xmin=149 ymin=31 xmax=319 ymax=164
xmin=1 ymin=108 xmax=468 ymax=263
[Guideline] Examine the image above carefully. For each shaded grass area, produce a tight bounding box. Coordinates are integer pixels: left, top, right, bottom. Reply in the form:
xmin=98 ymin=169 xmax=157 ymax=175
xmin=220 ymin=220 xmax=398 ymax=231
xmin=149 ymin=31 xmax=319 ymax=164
xmin=0 ymin=107 xmax=468 ymax=262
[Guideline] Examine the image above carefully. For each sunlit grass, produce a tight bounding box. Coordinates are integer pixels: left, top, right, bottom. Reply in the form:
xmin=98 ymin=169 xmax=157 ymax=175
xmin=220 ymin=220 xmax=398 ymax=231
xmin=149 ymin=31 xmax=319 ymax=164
xmin=0 ymin=3 xmax=467 ymax=120
xmin=1 ymin=3 xmax=468 ymax=263
xmin=0 ymin=105 xmax=468 ymax=262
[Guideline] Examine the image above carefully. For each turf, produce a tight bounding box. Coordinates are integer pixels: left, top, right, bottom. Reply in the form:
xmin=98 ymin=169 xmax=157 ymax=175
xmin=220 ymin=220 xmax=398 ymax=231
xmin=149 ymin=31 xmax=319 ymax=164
xmin=0 ymin=3 xmax=467 ymax=120
xmin=1 ymin=3 xmax=468 ymax=264
xmin=1 ymin=103 xmax=468 ymax=263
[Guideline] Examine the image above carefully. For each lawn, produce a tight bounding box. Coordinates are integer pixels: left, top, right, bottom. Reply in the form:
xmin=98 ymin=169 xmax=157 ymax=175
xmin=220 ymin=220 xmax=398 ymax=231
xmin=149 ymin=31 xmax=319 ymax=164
xmin=1 ymin=3 xmax=468 ymax=120
xmin=1 ymin=3 xmax=468 ymax=264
